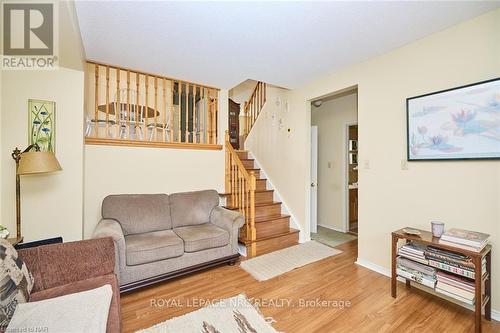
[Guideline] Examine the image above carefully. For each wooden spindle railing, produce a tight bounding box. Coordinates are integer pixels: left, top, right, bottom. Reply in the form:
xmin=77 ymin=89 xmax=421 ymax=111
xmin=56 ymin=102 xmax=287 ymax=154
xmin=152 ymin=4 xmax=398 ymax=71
xmin=225 ymin=131 xmax=256 ymax=249
xmin=244 ymin=81 xmax=266 ymax=138
xmin=85 ymin=61 xmax=221 ymax=150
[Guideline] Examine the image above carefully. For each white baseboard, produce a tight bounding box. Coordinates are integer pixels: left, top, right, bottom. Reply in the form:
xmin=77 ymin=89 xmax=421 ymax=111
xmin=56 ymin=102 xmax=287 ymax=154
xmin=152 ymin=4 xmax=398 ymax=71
xmin=355 ymin=258 xmax=500 ymax=322
xmin=317 ymin=224 xmax=347 ymax=233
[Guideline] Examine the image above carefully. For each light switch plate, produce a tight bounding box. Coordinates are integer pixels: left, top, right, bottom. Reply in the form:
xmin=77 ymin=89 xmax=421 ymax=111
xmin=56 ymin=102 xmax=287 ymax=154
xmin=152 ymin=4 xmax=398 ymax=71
xmin=401 ymin=159 xmax=409 ymax=170
xmin=363 ymin=160 xmax=370 ymax=169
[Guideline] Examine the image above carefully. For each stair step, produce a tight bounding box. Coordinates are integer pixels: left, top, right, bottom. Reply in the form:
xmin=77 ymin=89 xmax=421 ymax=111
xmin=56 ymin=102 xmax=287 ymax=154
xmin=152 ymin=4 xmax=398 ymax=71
xmin=240 ymin=158 xmax=254 ymax=169
xmin=241 ymin=229 xmax=300 ymax=256
xmin=225 ymin=201 xmax=281 ymax=220
xmin=245 ymin=168 xmax=261 ymax=179
xmin=254 ymin=216 xmax=290 ymax=238
xmin=256 ymin=179 xmax=267 ymax=191
xmin=235 ymin=150 xmax=248 ymax=159
xmin=254 ymin=189 xmax=274 ymax=204
xmin=254 ymin=214 xmax=290 ymax=223
xmin=255 ymin=201 xmax=281 ymax=219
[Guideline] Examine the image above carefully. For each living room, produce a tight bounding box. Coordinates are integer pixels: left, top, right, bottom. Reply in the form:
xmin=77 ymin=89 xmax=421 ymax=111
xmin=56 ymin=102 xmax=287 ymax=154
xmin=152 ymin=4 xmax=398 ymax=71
xmin=1 ymin=1 xmax=499 ymax=332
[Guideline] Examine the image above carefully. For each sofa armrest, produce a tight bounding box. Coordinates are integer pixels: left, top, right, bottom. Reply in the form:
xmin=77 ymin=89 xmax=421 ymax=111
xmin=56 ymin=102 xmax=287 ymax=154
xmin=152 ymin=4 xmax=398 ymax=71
xmin=18 ymin=238 xmax=115 ymax=291
xmin=93 ymin=219 xmax=126 ymax=276
xmin=210 ymin=206 xmax=245 ymax=252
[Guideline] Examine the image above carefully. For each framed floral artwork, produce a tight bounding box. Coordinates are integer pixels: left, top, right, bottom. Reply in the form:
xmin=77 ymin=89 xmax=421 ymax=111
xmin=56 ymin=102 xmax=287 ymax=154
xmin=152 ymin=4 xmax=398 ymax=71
xmin=407 ymin=77 xmax=500 ymax=161
xmin=28 ymin=99 xmax=56 ymax=153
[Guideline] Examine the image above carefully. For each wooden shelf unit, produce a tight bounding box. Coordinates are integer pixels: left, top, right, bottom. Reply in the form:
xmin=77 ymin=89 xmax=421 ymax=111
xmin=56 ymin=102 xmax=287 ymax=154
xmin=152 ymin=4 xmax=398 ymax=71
xmin=391 ymin=228 xmax=492 ymax=333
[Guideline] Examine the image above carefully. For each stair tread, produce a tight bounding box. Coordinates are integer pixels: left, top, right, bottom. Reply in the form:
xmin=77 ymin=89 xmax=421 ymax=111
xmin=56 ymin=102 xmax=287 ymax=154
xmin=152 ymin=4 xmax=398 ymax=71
xmin=235 ymin=150 xmax=248 ymax=153
xmin=220 ymin=189 xmax=272 ymax=196
xmin=255 ymin=214 xmax=290 ymax=223
xmin=240 ymin=228 xmax=299 ymax=244
xmin=225 ymin=201 xmax=282 ymax=210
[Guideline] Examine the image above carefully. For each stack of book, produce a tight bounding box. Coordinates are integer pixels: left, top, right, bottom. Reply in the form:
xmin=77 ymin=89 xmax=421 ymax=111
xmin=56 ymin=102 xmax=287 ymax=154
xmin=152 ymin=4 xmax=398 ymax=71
xmin=435 ymin=271 xmax=475 ymax=305
xmin=425 ymin=246 xmax=477 ymax=279
xmin=397 ymin=256 xmax=436 ymax=288
xmin=397 ymin=242 xmax=428 ymax=264
xmin=439 ymin=228 xmax=490 ymax=252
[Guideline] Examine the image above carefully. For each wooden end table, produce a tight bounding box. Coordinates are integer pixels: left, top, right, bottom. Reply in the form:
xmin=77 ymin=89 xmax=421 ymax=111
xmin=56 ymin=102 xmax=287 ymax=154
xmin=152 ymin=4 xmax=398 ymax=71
xmin=391 ymin=228 xmax=491 ymax=333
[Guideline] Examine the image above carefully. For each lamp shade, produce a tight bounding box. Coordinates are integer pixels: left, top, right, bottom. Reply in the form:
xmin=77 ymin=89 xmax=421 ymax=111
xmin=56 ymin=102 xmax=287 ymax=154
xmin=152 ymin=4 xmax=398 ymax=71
xmin=17 ymin=151 xmax=62 ymax=175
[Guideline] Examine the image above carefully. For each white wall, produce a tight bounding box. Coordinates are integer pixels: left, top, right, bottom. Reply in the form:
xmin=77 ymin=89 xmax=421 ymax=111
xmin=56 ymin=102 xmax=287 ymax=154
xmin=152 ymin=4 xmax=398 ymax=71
xmin=83 ymin=90 xmax=229 ymax=237
xmin=249 ymin=9 xmax=500 ymax=310
xmin=311 ymin=93 xmax=357 ymax=231
xmin=1 ymin=69 xmax=85 ymax=242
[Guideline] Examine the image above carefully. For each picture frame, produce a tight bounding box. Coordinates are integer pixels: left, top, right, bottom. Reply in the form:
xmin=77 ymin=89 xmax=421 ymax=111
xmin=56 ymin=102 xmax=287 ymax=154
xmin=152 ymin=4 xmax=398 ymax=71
xmin=406 ymin=77 xmax=500 ymax=161
xmin=28 ymin=99 xmax=56 ymax=153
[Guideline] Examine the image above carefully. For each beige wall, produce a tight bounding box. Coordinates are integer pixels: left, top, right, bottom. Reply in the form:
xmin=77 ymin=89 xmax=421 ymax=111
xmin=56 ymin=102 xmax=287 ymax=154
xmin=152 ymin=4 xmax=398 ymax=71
xmin=1 ymin=69 xmax=85 ymax=242
xmin=311 ymin=93 xmax=357 ymax=231
xmin=250 ymin=9 xmax=500 ymax=310
xmin=83 ymin=90 xmax=229 ymax=237
xmin=245 ymin=86 xmax=305 ymax=238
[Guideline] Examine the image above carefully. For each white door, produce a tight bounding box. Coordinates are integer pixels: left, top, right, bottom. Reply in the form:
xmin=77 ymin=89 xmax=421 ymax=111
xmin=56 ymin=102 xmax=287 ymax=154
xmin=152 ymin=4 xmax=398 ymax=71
xmin=310 ymin=126 xmax=318 ymax=234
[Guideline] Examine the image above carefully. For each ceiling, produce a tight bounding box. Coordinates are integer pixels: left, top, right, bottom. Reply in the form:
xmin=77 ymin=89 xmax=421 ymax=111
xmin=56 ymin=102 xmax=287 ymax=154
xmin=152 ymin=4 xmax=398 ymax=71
xmin=75 ymin=1 xmax=499 ymax=89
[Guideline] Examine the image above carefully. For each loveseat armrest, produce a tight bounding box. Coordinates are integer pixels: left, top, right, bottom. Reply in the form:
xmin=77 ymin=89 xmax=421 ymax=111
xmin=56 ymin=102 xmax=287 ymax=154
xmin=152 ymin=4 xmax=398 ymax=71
xmin=210 ymin=206 xmax=245 ymax=252
xmin=93 ymin=219 xmax=126 ymax=275
xmin=18 ymin=238 xmax=115 ymax=291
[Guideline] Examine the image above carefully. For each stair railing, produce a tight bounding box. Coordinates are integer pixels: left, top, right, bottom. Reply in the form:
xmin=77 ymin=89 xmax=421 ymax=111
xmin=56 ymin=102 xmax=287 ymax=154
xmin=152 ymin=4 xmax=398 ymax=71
xmin=224 ymin=131 xmax=256 ymax=246
xmin=244 ymin=82 xmax=266 ymax=138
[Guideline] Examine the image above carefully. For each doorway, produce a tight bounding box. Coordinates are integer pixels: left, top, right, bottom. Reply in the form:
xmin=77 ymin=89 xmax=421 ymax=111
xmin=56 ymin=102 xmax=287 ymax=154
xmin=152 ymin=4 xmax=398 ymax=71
xmin=310 ymin=89 xmax=358 ymax=247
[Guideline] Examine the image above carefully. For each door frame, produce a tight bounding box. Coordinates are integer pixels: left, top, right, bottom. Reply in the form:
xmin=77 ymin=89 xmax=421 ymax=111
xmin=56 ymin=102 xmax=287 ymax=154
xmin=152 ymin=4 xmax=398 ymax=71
xmin=344 ymin=121 xmax=358 ymax=233
xmin=310 ymin=125 xmax=318 ymax=234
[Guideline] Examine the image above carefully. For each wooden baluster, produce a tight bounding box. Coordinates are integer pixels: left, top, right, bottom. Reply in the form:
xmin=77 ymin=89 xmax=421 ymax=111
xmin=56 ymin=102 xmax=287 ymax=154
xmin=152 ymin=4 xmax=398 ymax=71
xmin=135 ymin=73 xmax=139 ymax=138
xmin=103 ymin=66 xmax=109 ymax=137
xmin=201 ymin=87 xmax=205 ymax=144
xmin=94 ymin=64 xmax=99 ymax=137
xmin=264 ymin=83 xmax=267 ymax=103
xmin=170 ymin=80 xmax=174 ymax=142
xmin=232 ymin=158 xmax=236 ymax=207
xmin=126 ymin=70 xmax=131 ymax=138
xmin=154 ymin=77 xmax=158 ymax=141
xmin=116 ymin=68 xmax=120 ymax=139
xmin=144 ymin=74 xmax=149 ymax=141
xmin=162 ymin=78 xmax=167 ymax=142
xmin=185 ymin=84 xmax=189 ymax=143
xmin=249 ymin=171 xmax=257 ymax=253
xmin=193 ymin=85 xmax=197 ymax=144
xmin=214 ymin=93 xmax=218 ymax=144
xmin=224 ymin=131 xmax=230 ymax=193
xmin=177 ymin=82 xmax=182 ymax=143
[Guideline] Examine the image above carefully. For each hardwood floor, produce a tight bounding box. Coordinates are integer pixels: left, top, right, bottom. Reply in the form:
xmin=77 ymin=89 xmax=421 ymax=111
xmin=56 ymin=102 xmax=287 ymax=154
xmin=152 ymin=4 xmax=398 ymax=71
xmin=121 ymin=240 xmax=499 ymax=332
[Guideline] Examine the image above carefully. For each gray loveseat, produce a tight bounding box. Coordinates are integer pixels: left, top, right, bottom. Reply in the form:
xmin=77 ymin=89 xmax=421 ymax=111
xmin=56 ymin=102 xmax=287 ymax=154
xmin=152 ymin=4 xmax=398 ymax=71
xmin=92 ymin=190 xmax=244 ymax=292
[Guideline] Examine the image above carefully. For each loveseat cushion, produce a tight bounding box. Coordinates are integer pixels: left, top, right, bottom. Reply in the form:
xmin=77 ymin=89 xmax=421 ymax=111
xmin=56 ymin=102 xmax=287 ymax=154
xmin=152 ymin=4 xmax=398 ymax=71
xmin=102 ymin=194 xmax=172 ymax=235
xmin=125 ymin=230 xmax=183 ymax=266
xmin=170 ymin=190 xmax=219 ymax=228
xmin=174 ymin=224 xmax=229 ymax=252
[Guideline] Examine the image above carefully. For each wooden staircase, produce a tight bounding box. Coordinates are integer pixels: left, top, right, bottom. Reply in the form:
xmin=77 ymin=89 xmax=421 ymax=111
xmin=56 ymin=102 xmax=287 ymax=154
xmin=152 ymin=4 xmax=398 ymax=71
xmin=224 ymin=147 xmax=299 ymax=257
xmin=223 ymin=81 xmax=299 ymax=257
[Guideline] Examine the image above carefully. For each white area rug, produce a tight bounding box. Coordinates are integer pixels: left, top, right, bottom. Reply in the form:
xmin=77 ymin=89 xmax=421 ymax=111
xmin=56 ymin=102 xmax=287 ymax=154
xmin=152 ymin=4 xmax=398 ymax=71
xmin=137 ymin=294 xmax=278 ymax=333
xmin=240 ymin=241 xmax=342 ymax=281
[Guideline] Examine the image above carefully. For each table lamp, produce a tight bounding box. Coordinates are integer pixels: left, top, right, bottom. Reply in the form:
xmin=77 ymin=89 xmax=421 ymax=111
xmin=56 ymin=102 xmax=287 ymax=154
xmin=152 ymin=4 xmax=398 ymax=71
xmin=11 ymin=144 xmax=62 ymax=240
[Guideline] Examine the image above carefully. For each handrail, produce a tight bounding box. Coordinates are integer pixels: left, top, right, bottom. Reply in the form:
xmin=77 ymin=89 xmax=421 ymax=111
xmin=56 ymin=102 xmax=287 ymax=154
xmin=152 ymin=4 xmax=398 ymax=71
xmin=224 ymin=131 xmax=256 ymax=248
xmin=243 ymin=81 xmax=266 ymax=139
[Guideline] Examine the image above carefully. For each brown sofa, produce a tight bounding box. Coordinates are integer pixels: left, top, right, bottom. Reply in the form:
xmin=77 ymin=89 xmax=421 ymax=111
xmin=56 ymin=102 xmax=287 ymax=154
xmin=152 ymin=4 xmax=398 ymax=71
xmin=93 ymin=190 xmax=245 ymax=292
xmin=18 ymin=238 xmax=121 ymax=333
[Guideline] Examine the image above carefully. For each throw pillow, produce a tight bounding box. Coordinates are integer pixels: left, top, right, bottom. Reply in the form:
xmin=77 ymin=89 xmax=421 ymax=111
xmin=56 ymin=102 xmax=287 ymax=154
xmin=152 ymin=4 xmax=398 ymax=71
xmin=7 ymin=284 xmax=112 ymax=333
xmin=0 ymin=239 xmax=34 ymax=330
